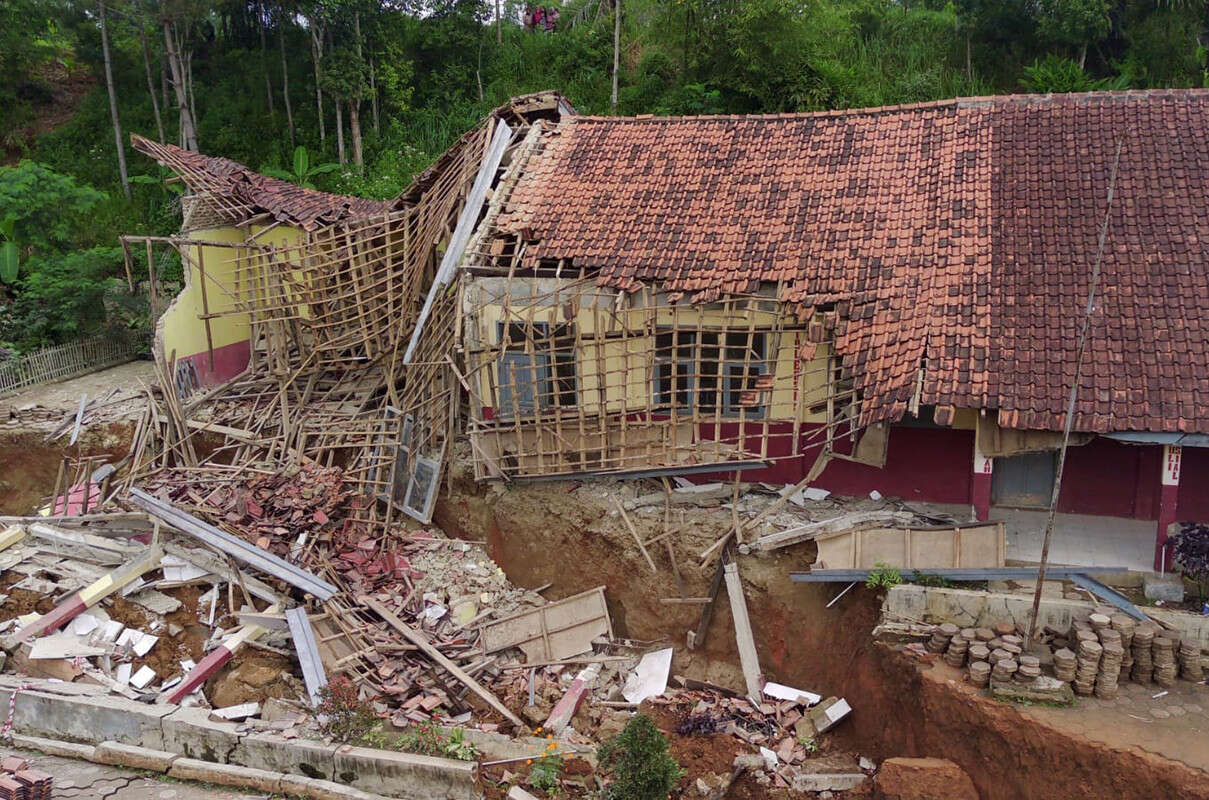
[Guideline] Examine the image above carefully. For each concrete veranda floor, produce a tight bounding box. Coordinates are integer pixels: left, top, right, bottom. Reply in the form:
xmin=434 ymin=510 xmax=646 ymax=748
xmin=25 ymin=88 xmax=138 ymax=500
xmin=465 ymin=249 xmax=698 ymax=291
xmin=8 ymin=748 xmax=264 ymax=800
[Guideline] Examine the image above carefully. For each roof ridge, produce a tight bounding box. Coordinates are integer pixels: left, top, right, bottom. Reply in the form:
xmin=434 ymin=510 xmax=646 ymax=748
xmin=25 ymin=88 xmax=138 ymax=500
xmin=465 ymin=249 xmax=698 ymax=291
xmin=567 ymin=87 xmax=1209 ymax=124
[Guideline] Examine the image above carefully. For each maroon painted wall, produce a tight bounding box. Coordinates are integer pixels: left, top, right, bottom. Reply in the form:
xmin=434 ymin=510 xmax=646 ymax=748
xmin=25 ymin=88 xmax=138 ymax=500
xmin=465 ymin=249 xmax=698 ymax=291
xmin=1055 ymin=437 xmax=1159 ymax=520
xmin=814 ymin=426 xmax=975 ymax=506
xmin=696 ymin=422 xmax=975 ymax=507
xmin=1177 ymin=445 xmax=1209 ymax=523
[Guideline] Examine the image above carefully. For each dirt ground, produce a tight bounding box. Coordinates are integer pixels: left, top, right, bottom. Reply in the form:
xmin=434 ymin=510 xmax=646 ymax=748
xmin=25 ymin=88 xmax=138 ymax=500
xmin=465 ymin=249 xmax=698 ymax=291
xmin=0 ymin=361 xmax=154 ymax=428
xmin=436 ymin=468 xmax=1209 ymax=800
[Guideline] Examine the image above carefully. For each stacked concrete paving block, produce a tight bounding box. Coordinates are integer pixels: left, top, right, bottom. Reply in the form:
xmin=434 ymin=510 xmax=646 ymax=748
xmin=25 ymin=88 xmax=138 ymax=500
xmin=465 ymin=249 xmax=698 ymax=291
xmin=1074 ymin=639 xmax=1101 ymax=696
xmin=1095 ymin=642 xmax=1124 ymax=699
xmin=1178 ymin=640 xmax=1204 ymax=681
xmin=1153 ymin=636 xmax=1178 ymax=687
xmin=1052 ymin=648 xmax=1077 ymax=682
xmin=944 ymin=633 xmax=969 ymax=668
xmin=968 ymin=661 xmax=991 ymax=688
xmin=927 ymin=623 xmax=958 ymax=654
xmin=1130 ymin=625 xmax=1155 ymax=684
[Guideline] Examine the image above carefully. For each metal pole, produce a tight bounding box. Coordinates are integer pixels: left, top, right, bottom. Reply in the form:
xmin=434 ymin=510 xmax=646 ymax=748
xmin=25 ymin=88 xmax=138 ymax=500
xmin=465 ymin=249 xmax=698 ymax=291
xmin=1027 ymin=134 xmax=1126 ymax=645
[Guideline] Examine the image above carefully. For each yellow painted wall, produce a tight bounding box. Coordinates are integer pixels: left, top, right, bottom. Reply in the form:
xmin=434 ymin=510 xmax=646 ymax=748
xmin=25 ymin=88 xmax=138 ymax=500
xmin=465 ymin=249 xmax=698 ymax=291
xmin=469 ymin=281 xmax=831 ymax=424
xmin=157 ymin=224 xmax=305 ymax=365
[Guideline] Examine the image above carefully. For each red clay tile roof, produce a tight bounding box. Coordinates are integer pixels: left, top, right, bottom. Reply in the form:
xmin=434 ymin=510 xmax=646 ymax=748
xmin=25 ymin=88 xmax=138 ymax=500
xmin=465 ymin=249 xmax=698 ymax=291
xmin=131 ymin=134 xmax=394 ymax=230
xmin=496 ymin=90 xmax=1209 ymax=434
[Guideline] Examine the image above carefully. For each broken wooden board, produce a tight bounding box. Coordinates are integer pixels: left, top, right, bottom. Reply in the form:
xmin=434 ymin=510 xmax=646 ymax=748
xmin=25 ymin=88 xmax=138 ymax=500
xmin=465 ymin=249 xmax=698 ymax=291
xmin=812 ymin=521 xmax=1005 ymax=570
xmin=479 ymin=586 xmax=612 ymax=663
xmin=744 ymin=510 xmax=917 ymax=554
xmin=724 ymin=563 xmax=762 ymax=704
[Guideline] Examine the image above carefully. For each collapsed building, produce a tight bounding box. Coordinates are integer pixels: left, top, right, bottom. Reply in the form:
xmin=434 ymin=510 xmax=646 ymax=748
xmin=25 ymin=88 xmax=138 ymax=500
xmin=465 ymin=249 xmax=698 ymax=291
xmin=129 ymin=89 xmax=1208 ymax=571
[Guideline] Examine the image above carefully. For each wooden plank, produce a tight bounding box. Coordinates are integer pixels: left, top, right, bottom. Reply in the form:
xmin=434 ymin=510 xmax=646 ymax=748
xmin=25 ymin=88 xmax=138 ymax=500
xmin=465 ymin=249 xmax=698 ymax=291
xmin=479 ymin=586 xmax=612 ymax=662
xmin=285 ymin=607 xmax=328 ymax=707
xmin=613 ymin=497 xmax=656 ymax=573
xmin=723 ymin=562 xmax=762 ymax=703
xmin=360 ymin=595 xmax=524 ymax=728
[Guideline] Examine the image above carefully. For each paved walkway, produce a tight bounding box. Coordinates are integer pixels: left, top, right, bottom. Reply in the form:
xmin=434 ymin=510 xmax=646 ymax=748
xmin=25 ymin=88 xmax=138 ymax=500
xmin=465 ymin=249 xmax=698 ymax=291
xmin=1017 ymin=675 xmax=1209 ymax=772
xmin=6 ymin=748 xmax=264 ymax=800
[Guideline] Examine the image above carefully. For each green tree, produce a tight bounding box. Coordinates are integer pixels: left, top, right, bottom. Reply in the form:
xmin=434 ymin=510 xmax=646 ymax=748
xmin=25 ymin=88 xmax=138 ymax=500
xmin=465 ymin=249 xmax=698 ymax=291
xmin=1031 ymin=0 xmax=1112 ymax=68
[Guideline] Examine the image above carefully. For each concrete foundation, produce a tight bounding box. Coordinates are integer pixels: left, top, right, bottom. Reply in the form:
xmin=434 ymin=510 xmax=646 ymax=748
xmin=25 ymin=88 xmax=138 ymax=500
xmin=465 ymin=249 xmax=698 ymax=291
xmin=0 ymin=676 xmax=479 ymax=800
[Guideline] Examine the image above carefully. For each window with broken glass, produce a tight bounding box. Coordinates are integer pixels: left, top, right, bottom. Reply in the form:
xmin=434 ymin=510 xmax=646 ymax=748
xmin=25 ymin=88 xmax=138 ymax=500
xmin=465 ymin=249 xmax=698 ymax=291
xmin=496 ymin=322 xmax=578 ymax=419
xmin=653 ymin=330 xmax=767 ymax=418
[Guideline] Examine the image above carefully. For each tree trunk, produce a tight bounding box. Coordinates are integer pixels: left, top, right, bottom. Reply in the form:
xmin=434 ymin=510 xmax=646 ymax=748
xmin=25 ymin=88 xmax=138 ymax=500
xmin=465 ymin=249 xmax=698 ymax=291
xmin=139 ymin=20 xmax=166 ymax=143
xmin=279 ymin=22 xmax=295 ymax=148
xmin=611 ymin=0 xmax=621 ymax=112
xmin=335 ymin=100 xmax=345 ymax=165
xmin=186 ymin=46 xmax=199 ymax=141
xmin=259 ymin=1 xmax=275 ymax=115
xmin=369 ymin=59 xmax=379 ymax=135
xmin=352 ymin=7 xmax=366 ymax=150
xmin=1079 ymin=43 xmax=1087 ymax=70
xmin=349 ymin=101 xmax=363 ymax=170
xmin=496 ymin=0 xmax=502 ymax=43
xmin=966 ymin=33 xmax=972 ymax=84
xmin=163 ymin=16 xmax=198 ymax=150
xmin=100 ymin=0 xmax=131 ymax=199
xmin=310 ymin=26 xmax=325 ymax=143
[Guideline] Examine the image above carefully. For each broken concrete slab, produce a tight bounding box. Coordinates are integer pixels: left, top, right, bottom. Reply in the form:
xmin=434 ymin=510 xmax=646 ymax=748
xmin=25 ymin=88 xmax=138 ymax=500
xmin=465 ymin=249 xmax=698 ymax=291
xmin=1143 ymin=573 xmax=1184 ymax=604
xmin=168 ymin=757 xmax=283 ymax=794
xmin=331 ymin=743 xmax=478 ymax=800
xmin=4 ymin=686 xmax=173 ymax=748
xmin=277 ymin=773 xmax=397 ymax=800
xmin=804 ymin=697 xmax=851 ymax=736
xmin=791 ymin=772 xmax=866 ymax=792
xmin=91 ymin=740 xmax=179 ymax=772
xmin=161 ymin=706 xmax=243 ymax=763
xmin=989 ymin=676 xmax=1075 ymax=706
xmin=233 ymin=733 xmax=337 ymax=781
xmin=10 ymin=734 xmax=95 ymax=760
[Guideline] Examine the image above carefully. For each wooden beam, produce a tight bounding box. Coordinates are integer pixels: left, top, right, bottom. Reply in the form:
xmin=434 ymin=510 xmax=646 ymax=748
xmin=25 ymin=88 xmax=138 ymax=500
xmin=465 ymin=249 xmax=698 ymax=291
xmin=724 ymin=562 xmax=762 ymax=703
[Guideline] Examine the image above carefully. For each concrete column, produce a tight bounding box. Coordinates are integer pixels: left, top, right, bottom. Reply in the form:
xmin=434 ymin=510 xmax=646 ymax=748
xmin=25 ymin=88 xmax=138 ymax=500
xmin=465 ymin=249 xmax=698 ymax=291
xmin=1155 ymin=444 xmax=1182 ymax=571
xmin=972 ymin=440 xmax=992 ymax=521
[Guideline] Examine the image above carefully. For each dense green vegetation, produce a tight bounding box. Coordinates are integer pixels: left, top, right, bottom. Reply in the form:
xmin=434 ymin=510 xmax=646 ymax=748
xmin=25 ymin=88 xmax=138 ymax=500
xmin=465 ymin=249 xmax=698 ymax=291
xmin=2 ymin=0 xmax=1207 ymax=350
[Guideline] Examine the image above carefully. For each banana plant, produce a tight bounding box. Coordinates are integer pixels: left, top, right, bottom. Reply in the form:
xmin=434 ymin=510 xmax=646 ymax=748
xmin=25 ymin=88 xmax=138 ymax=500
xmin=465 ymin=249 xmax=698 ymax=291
xmin=0 ymin=216 xmax=18 ymax=284
xmin=262 ymin=146 xmax=341 ymax=189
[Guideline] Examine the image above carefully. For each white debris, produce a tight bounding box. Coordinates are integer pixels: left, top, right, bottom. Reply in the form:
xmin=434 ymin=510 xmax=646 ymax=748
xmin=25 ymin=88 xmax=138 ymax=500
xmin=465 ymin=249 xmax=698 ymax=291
xmin=762 ymin=681 xmax=822 ymax=706
xmin=622 ymin=647 xmax=673 ymax=705
xmin=129 ymin=665 xmax=157 ymax=689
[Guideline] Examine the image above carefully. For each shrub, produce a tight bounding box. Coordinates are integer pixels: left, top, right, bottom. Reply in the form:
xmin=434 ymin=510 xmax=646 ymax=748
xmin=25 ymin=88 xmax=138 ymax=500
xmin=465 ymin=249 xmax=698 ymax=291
xmin=865 ymin=561 xmax=902 ymax=590
xmin=315 ymin=677 xmax=378 ymax=743
xmin=597 ymin=714 xmax=683 ymax=800
xmin=1172 ymin=522 xmax=1209 ymax=602
xmin=528 ymin=752 xmax=564 ymax=793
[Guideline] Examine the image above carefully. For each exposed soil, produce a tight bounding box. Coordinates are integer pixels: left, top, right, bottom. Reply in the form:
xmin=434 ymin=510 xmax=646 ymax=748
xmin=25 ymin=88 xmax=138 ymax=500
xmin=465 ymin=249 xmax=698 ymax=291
xmin=0 ymin=423 xmax=135 ymax=514
xmin=436 ymin=471 xmax=1209 ymax=800
xmin=205 ymin=649 xmax=300 ymax=708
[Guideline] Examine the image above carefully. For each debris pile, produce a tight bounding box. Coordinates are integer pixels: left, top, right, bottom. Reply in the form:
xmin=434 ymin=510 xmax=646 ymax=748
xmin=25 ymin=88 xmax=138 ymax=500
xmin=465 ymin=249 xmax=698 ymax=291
xmin=649 ymin=681 xmax=853 ymax=790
